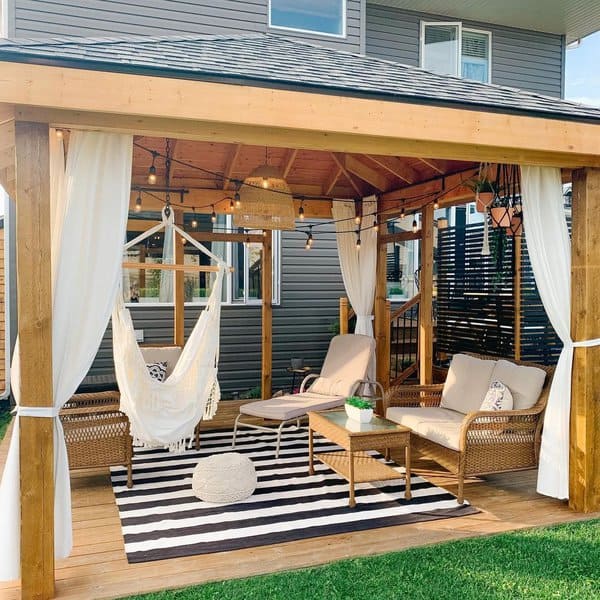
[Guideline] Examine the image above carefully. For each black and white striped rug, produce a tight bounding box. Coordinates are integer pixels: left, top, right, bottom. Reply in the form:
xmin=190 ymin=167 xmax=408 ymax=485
xmin=110 ymin=426 xmax=478 ymax=563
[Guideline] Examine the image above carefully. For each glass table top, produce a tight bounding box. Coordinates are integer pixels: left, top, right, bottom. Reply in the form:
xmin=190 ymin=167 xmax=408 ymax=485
xmin=317 ymin=410 xmax=403 ymax=434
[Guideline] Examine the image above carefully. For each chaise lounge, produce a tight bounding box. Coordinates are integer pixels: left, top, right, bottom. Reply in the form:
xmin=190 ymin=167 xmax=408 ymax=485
xmin=384 ymin=353 xmax=554 ymax=503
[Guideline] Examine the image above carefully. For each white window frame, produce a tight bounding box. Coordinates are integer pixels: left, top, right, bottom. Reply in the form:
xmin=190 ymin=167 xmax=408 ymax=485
xmin=125 ymin=216 xmax=281 ymax=308
xmin=268 ymin=0 xmax=347 ymax=39
xmin=420 ymin=21 xmax=492 ymax=84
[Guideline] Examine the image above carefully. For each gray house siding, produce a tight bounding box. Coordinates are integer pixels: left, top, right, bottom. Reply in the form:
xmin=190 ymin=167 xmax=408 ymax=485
xmin=12 ymin=0 xmax=362 ymax=53
xmin=89 ymin=222 xmax=345 ymax=396
xmin=366 ymin=5 xmax=565 ymax=97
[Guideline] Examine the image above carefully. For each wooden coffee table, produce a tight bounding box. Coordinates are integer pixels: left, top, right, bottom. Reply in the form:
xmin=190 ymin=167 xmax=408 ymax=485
xmin=308 ymin=410 xmax=411 ymax=508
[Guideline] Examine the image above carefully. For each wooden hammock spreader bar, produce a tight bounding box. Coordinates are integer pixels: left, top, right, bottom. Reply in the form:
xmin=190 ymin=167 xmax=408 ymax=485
xmin=123 ymin=261 xmax=234 ymax=273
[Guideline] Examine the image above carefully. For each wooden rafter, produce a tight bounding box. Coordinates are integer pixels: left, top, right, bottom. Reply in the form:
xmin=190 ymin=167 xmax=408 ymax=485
xmin=367 ymin=155 xmax=418 ymax=184
xmin=345 ymin=155 xmax=389 ymax=191
xmin=323 ymin=165 xmax=342 ymax=195
xmin=331 ymin=152 xmax=364 ymax=196
xmin=418 ymin=158 xmax=447 ymax=174
xmin=281 ymin=148 xmax=298 ymax=178
xmin=222 ymin=143 xmax=242 ymax=190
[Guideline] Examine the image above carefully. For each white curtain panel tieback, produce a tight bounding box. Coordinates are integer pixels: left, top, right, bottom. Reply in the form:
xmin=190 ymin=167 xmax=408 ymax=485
xmin=16 ymin=406 xmax=61 ymax=418
xmin=572 ymin=338 xmax=600 ymax=348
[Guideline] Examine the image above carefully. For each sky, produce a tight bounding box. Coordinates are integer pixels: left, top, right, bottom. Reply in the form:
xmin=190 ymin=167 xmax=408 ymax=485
xmin=565 ymin=31 xmax=600 ymax=106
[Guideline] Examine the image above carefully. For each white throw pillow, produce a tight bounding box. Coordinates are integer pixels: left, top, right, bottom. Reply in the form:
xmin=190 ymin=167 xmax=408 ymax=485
xmin=480 ymin=380 xmax=514 ymax=412
xmin=146 ymin=361 xmax=167 ymax=382
xmin=440 ymin=354 xmax=496 ymax=414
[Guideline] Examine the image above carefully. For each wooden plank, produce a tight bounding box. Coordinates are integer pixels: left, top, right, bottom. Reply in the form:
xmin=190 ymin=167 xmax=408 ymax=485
xmin=261 ymin=231 xmax=273 ymax=400
xmin=0 ymin=116 xmax=16 ymax=199
xmin=378 ymin=230 xmax=421 ymax=245
xmin=7 ymin=67 xmax=600 ymax=168
xmin=339 ymin=297 xmax=349 ymax=336
xmin=122 ymin=262 xmax=232 ymax=273
xmin=419 ymin=203 xmax=434 ymax=385
xmin=330 ymin=153 xmax=364 ymax=196
xmin=367 ymin=155 xmax=417 ymax=184
xmin=174 ymin=210 xmax=184 ymax=347
xmin=418 ymin=158 xmax=448 ymax=174
xmin=126 ymin=220 xmax=264 ymax=243
xmin=375 ymin=221 xmax=389 ymax=392
xmin=345 ymin=155 xmax=389 ymax=191
xmin=281 ymin=148 xmax=298 ymax=179
xmin=15 ymin=121 xmax=55 ymax=599
xmin=323 ymin=165 xmax=342 ymax=196
xmin=514 ymin=235 xmax=522 ymax=361
xmin=222 ymin=143 xmax=242 ymax=190
xmin=570 ymin=167 xmax=600 ymax=513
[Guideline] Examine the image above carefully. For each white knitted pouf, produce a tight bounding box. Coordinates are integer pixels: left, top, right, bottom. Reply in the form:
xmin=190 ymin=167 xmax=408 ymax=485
xmin=192 ymin=452 xmax=257 ymax=503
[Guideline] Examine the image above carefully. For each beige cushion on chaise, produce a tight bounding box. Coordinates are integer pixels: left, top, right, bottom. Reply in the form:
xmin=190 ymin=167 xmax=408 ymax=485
xmin=233 ymin=334 xmax=377 ymax=458
xmin=384 ymin=353 xmax=554 ymax=504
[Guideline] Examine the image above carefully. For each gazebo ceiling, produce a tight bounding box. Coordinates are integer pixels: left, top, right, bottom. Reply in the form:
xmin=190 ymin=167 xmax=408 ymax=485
xmin=131 ymin=136 xmax=477 ymax=203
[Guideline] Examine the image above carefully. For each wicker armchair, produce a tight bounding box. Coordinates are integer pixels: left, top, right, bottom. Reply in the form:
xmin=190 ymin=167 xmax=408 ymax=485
xmin=383 ymin=354 xmax=554 ymax=503
xmin=60 ymin=391 xmax=133 ymax=488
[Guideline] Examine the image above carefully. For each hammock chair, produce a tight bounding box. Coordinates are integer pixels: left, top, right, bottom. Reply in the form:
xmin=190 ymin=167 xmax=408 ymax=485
xmin=113 ymin=208 xmax=229 ymax=451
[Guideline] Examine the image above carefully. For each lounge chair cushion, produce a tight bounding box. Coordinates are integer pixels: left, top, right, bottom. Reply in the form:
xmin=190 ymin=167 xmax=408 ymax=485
xmin=386 ymin=406 xmax=465 ymax=451
xmin=490 ymin=360 xmax=546 ymax=410
xmin=440 ymin=354 xmax=496 ymax=414
xmin=240 ymin=392 xmax=345 ymax=421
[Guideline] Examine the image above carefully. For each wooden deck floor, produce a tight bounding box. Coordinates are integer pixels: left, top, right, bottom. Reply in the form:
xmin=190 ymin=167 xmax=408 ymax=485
xmin=0 ymin=403 xmax=598 ymax=600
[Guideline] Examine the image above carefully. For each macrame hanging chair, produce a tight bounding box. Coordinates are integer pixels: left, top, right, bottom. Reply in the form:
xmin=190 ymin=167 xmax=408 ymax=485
xmin=113 ymin=208 xmax=229 ymax=451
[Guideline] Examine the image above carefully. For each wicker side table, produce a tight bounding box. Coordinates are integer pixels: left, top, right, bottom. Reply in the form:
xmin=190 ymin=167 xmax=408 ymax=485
xmin=308 ymin=410 xmax=411 ymax=508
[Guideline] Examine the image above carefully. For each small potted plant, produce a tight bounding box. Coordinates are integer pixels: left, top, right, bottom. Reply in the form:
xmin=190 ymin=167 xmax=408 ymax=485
xmin=489 ymin=196 xmax=514 ymax=228
xmin=468 ymin=178 xmax=497 ymax=213
xmin=344 ymin=396 xmax=374 ymax=423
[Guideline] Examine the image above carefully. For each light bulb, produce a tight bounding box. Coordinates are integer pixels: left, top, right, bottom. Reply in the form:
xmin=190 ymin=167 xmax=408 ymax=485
xmin=305 ymin=239 xmax=311 ymax=251
xmin=234 ymin=192 xmax=241 ymax=208
xmin=412 ymin=218 xmax=418 ymax=233
xmin=354 ymin=215 xmax=361 ymax=225
xmin=356 ymin=231 xmax=361 ymax=250
xmin=55 ymin=129 xmax=64 ymax=140
xmin=262 ymin=177 xmax=269 ymax=189
xmin=229 ymin=198 xmax=235 ymax=211
xmin=400 ymin=208 xmax=405 ymax=219
xmin=191 ymin=216 xmax=198 ymax=229
xmin=211 ymin=206 xmax=217 ymax=224
xmin=434 ymin=199 xmax=439 ymax=210
xmin=373 ymin=219 xmax=379 ymax=233
xmin=147 ymin=165 xmax=157 ymax=185
xmin=134 ymin=194 xmax=142 ymax=213
xmin=181 ymin=237 xmax=187 ymax=245
xmin=299 ymin=205 xmax=305 ymax=221
xmin=307 ymin=230 xmax=313 ymax=247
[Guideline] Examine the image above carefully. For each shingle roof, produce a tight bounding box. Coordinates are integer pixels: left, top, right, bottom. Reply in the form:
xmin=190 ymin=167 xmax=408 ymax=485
xmin=1 ymin=33 xmax=599 ymax=123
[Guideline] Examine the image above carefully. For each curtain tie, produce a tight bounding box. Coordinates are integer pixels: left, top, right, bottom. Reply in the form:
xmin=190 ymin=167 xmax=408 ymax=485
xmin=572 ymin=338 xmax=600 ymax=348
xmin=16 ymin=406 xmax=60 ymax=418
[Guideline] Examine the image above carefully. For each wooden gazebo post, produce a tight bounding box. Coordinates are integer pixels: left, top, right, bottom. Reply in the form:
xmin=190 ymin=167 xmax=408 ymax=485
xmin=261 ymin=230 xmax=273 ymax=399
xmin=15 ymin=121 xmax=55 ymax=598
xmin=570 ymin=167 xmax=600 ymax=513
xmin=174 ymin=209 xmax=185 ymax=346
xmin=419 ymin=203 xmax=434 ymax=384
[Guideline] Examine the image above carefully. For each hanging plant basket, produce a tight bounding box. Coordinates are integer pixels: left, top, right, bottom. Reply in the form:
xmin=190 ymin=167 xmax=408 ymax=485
xmin=476 ymin=192 xmax=495 ymax=213
xmin=490 ymin=206 xmax=514 ymax=228
xmin=506 ymin=213 xmax=523 ymax=237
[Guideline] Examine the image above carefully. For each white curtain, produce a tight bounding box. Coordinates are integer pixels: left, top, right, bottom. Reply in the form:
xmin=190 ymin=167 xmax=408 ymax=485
xmin=0 ymin=131 xmax=132 ymax=580
xmin=520 ymin=165 xmax=600 ymax=499
xmin=332 ymin=198 xmax=377 ymax=337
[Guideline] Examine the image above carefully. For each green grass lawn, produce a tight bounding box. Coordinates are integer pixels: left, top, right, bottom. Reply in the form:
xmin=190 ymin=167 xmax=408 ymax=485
xmin=123 ymin=518 xmax=600 ymax=600
xmin=0 ymin=409 xmax=11 ymax=440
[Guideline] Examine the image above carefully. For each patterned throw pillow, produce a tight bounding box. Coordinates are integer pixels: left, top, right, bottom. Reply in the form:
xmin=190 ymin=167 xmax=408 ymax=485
xmin=480 ymin=380 xmax=514 ymax=412
xmin=146 ymin=361 xmax=168 ymax=382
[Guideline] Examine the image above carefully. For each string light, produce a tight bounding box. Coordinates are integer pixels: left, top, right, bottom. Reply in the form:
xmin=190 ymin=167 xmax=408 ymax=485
xmin=298 ymin=201 xmax=305 ymax=221
xmin=55 ymin=129 xmax=64 ymax=140
xmin=229 ymin=198 xmax=235 ymax=211
xmin=234 ymin=191 xmax=241 ymax=208
xmin=305 ymin=226 xmax=314 ymax=250
xmin=181 ymin=237 xmax=187 ymax=245
xmin=191 ymin=209 xmax=198 ymax=229
xmin=433 ymin=199 xmax=439 ymax=210
xmin=355 ymin=230 xmax=361 ymax=250
xmin=400 ymin=206 xmax=405 ymax=219
xmin=412 ymin=214 xmax=418 ymax=233
xmin=262 ymin=176 xmax=269 ymax=189
xmin=210 ymin=205 xmax=217 ymax=224
xmin=147 ymin=152 xmax=158 ymax=185
xmin=354 ymin=214 xmax=361 ymax=225
xmin=373 ymin=217 xmax=379 ymax=233
xmin=134 ymin=192 xmax=142 ymax=213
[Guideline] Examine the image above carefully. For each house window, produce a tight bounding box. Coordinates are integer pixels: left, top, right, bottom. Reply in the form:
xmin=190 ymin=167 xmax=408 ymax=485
xmin=386 ymin=215 xmax=419 ymax=301
xmin=421 ymin=22 xmax=491 ymax=83
xmin=123 ymin=214 xmax=280 ymax=306
xmin=269 ymin=0 xmax=346 ymax=37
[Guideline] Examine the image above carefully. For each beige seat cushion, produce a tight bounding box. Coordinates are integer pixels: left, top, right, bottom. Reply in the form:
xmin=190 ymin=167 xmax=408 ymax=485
xmin=440 ymin=354 xmax=496 ymax=414
xmin=386 ymin=406 xmax=465 ymax=451
xmin=490 ymin=360 xmax=546 ymax=410
xmin=140 ymin=346 xmax=182 ymax=377
xmin=240 ymin=392 xmax=345 ymax=421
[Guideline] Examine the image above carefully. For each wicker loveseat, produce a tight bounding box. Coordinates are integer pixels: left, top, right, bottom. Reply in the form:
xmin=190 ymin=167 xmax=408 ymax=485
xmin=383 ymin=353 xmax=554 ymax=503
xmin=60 ymin=391 xmax=133 ymax=488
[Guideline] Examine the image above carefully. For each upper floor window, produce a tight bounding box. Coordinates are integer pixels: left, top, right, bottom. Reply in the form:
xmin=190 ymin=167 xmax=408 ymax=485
xmin=269 ymin=0 xmax=346 ymax=38
xmin=421 ymin=22 xmax=491 ymax=83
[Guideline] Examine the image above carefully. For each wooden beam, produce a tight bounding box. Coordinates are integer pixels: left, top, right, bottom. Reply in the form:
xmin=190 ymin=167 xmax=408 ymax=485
xmin=339 ymin=297 xmax=349 ymax=335
xmin=367 ymin=155 xmax=417 ymax=184
xmin=331 ymin=153 xmax=364 ymax=196
xmin=375 ymin=220 xmax=390 ymax=392
xmin=15 ymin=121 xmax=55 ymax=599
xmin=126 ymin=220 xmax=264 ymax=242
xmin=419 ymin=203 xmax=434 ymax=385
xmin=418 ymin=158 xmax=448 ymax=174
xmin=261 ymin=231 xmax=273 ymax=400
xmin=122 ymin=262 xmax=233 ymax=273
xmin=514 ymin=236 xmax=522 ymax=361
xmin=174 ymin=210 xmax=184 ymax=346
xmin=345 ymin=155 xmax=389 ymax=191
xmin=323 ymin=165 xmax=342 ymax=196
xmin=378 ymin=230 xmax=421 ymax=245
xmin=8 ymin=65 xmax=600 ymax=167
xmin=223 ymin=143 xmax=242 ymax=190
xmin=0 ymin=116 xmax=16 ymax=199
xmin=281 ymin=148 xmax=298 ymax=179
xmin=570 ymin=167 xmax=600 ymax=513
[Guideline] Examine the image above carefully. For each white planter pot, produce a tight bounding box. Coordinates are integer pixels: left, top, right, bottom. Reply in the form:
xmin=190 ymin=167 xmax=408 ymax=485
xmin=345 ymin=404 xmax=373 ymax=423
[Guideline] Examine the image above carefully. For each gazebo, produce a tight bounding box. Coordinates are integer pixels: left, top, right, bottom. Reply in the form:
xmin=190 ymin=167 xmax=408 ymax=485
xmin=0 ymin=34 xmax=599 ymax=599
